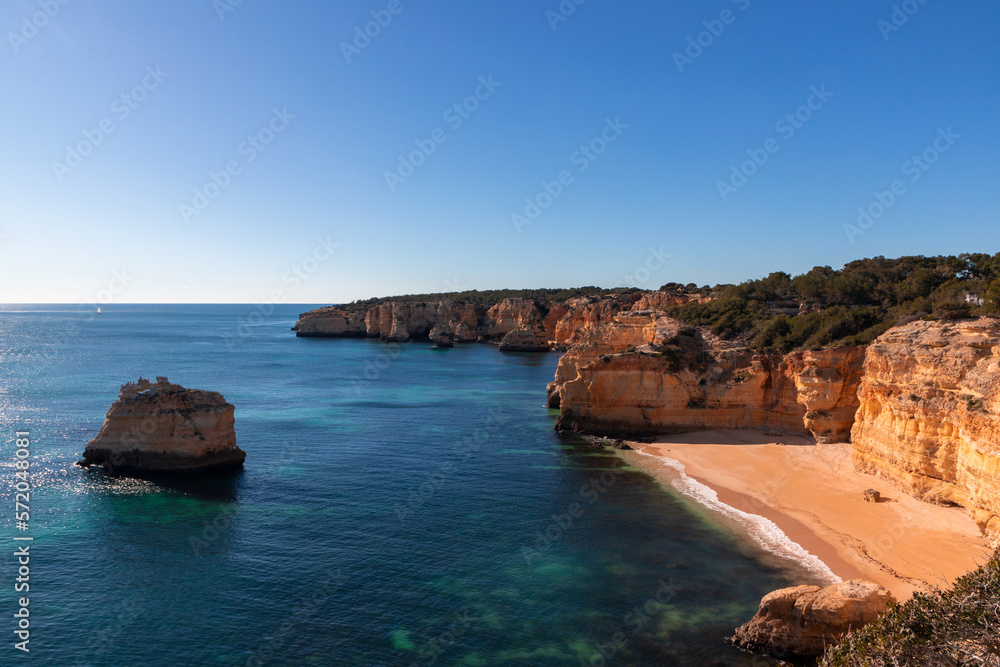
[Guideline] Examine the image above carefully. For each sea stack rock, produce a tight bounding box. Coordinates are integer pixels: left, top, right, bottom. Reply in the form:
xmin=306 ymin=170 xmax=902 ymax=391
xmin=79 ymin=377 xmax=245 ymax=474
xmin=429 ymin=324 xmax=454 ymax=348
xmin=733 ymin=580 xmax=895 ymax=658
xmin=498 ymin=323 xmax=551 ymax=352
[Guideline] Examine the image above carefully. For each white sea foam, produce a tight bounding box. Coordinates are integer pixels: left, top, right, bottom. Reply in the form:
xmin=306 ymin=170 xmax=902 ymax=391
xmin=635 ymin=448 xmax=841 ymax=584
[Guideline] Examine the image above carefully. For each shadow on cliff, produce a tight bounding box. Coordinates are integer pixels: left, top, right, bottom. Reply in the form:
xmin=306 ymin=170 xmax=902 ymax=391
xmin=647 ymin=429 xmax=819 ymax=448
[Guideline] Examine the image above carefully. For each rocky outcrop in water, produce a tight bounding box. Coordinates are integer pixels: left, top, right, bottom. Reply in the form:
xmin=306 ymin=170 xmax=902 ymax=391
xmin=498 ymin=324 xmax=550 ymax=352
xmin=79 ymin=377 xmax=245 ymax=474
xmin=733 ymin=580 xmax=896 ymax=658
xmin=429 ymin=324 xmax=453 ymax=348
xmin=851 ymin=318 xmax=1000 ymax=547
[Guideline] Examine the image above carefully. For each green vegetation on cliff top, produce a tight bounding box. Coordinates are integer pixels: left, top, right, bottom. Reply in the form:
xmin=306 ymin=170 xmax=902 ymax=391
xmin=821 ymin=551 xmax=1000 ymax=666
xmin=330 ymin=254 xmax=1000 ymax=352
xmin=666 ymin=253 xmax=1000 ymax=353
xmin=335 ymin=286 xmax=639 ymax=312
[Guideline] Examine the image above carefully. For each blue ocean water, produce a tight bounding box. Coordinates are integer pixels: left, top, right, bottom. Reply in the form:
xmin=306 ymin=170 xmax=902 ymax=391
xmin=0 ymin=304 xmax=814 ymax=666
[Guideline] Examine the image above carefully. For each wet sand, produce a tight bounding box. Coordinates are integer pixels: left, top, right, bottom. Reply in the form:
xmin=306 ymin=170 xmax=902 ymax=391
xmin=619 ymin=429 xmax=990 ymax=601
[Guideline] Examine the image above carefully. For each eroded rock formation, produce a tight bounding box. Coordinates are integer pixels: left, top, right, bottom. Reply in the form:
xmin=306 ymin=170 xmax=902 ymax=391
xmin=296 ymin=301 xmax=483 ymax=343
xmin=498 ymin=324 xmax=550 ymax=352
xmin=551 ymin=313 xmax=864 ymax=442
xmin=733 ymin=580 xmax=896 ymax=658
xmin=429 ymin=324 xmax=453 ymax=348
xmin=851 ymin=318 xmax=1000 ymax=546
xmin=293 ymin=293 xmax=665 ymax=347
xmin=79 ymin=377 xmax=245 ymax=473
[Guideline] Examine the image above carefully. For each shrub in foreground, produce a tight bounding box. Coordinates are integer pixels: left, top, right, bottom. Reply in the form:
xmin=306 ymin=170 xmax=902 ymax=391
xmin=821 ymin=552 xmax=1000 ymax=666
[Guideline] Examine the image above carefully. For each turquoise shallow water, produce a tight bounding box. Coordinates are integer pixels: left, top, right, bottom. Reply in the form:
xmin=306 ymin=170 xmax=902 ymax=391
xmin=0 ymin=304 xmax=815 ymax=665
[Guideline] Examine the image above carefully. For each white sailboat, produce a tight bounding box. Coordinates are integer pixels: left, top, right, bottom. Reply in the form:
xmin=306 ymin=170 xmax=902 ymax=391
xmin=97 ymin=307 xmax=102 ymax=314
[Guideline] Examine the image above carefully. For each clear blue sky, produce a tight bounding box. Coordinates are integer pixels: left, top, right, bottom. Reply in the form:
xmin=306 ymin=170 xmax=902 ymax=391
xmin=2 ymin=0 xmax=998 ymax=303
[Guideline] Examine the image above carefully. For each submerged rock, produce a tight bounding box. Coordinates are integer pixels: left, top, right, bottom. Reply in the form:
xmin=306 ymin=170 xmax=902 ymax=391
xmin=79 ymin=377 xmax=245 ymax=474
xmin=733 ymin=579 xmax=895 ymax=659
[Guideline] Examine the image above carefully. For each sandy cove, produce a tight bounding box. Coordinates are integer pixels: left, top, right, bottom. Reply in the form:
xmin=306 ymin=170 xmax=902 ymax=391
xmin=618 ymin=429 xmax=990 ymax=601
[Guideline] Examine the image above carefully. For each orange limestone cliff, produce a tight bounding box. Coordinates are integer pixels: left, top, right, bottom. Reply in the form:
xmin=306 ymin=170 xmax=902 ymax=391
xmin=293 ymin=292 xmax=674 ymax=348
xmin=79 ymin=377 xmax=245 ymax=473
xmin=851 ymin=318 xmax=1000 ymax=546
xmin=295 ymin=301 xmax=481 ymax=342
xmin=551 ymin=313 xmax=865 ymax=442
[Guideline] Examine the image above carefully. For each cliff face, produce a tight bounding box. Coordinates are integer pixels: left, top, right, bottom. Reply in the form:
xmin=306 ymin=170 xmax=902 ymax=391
xmin=80 ymin=377 xmax=245 ymax=473
xmin=294 ymin=309 xmax=367 ymax=337
xmin=546 ymin=308 xmax=666 ymax=408
xmin=851 ymin=319 xmax=1000 ymax=546
xmin=551 ymin=313 xmax=864 ymax=442
xmin=365 ymin=302 xmax=482 ymax=342
xmin=294 ymin=292 xmax=668 ymax=347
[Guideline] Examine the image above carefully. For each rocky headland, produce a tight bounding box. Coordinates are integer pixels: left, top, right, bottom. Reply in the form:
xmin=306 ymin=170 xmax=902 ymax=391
xmin=79 ymin=376 xmax=246 ymax=474
xmin=733 ymin=579 xmax=896 ymax=658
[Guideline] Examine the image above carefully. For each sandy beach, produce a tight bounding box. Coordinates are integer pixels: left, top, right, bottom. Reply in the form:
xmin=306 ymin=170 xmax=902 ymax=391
xmin=619 ymin=429 xmax=991 ymax=601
